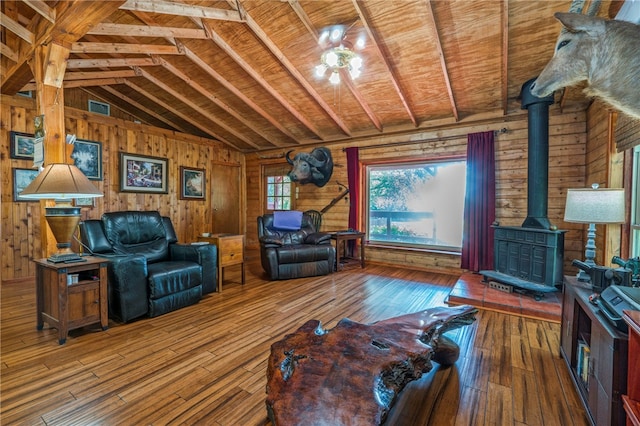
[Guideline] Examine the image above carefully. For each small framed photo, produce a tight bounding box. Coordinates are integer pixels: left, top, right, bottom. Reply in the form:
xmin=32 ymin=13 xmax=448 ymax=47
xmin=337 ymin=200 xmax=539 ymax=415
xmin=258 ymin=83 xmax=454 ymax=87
xmin=180 ymin=166 xmax=206 ymax=200
xmin=119 ymin=152 xmax=169 ymax=194
xmin=10 ymin=132 xmax=36 ymax=159
xmin=13 ymin=168 xmax=40 ymax=201
xmin=71 ymin=139 xmax=103 ymax=180
xmin=75 ymin=197 xmax=95 ymax=207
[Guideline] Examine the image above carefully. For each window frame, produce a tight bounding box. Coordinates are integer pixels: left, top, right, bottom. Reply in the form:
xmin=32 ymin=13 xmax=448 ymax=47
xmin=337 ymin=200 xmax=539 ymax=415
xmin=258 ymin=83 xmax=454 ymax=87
xmin=631 ymin=145 xmax=640 ymax=257
xmin=364 ymin=155 xmax=467 ymax=253
xmin=262 ymin=162 xmax=296 ymax=214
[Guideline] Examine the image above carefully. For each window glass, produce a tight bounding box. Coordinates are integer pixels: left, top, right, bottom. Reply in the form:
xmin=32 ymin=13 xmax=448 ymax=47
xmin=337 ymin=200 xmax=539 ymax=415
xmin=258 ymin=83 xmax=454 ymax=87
xmin=266 ymin=175 xmax=292 ymax=211
xmin=366 ymin=160 xmax=466 ymax=250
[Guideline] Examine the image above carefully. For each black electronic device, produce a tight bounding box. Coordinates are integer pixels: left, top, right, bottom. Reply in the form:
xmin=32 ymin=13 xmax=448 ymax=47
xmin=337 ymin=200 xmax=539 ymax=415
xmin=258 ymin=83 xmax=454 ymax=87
xmin=571 ymin=259 xmax=632 ymax=292
xmin=597 ymin=285 xmax=640 ymax=332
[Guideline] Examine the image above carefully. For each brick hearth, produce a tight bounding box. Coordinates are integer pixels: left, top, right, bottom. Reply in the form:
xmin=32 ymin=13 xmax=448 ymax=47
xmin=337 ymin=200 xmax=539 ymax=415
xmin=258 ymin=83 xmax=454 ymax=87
xmin=446 ymin=272 xmax=562 ymax=323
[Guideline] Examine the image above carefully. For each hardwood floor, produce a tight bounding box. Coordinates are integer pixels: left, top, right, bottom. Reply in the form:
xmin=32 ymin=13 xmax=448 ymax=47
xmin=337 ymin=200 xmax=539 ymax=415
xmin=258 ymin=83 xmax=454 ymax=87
xmin=1 ymin=251 xmax=589 ymax=425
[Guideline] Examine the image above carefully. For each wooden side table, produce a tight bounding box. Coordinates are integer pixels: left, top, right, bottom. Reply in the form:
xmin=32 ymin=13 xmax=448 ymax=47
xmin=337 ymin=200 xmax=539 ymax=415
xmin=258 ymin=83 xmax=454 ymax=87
xmin=34 ymin=256 xmax=109 ymax=344
xmin=197 ymin=233 xmax=245 ymax=292
xmin=331 ymin=231 xmax=366 ymax=270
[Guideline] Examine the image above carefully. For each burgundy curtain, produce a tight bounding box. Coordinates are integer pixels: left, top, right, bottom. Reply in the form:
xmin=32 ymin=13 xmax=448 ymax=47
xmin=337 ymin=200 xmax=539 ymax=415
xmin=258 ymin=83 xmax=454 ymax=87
xmin=345 ymin=147 xmax=360 ymax=231
xmin=461 ymin=131 xmax=495 ymax=272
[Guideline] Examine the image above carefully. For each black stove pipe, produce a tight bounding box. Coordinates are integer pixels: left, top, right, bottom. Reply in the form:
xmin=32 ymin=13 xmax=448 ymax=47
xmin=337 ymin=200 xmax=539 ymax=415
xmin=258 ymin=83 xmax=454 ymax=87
xmin=520 ymin=77 xmax=555 ymax=229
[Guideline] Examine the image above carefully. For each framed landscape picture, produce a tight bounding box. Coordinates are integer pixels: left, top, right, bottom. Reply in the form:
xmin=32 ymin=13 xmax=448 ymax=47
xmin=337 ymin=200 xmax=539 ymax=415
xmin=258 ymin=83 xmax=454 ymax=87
xmin=180 ymin=166 xmax=205 ymax=200
xmin=10 ymin=132 xmax=36 ymax=159
xmin=71 ymin=139 xmax=103 ymax=180
xmin=119 ymin=152 xmax=168 ymax=194
xmin=13 ymin=168 xmax=39 ymax=201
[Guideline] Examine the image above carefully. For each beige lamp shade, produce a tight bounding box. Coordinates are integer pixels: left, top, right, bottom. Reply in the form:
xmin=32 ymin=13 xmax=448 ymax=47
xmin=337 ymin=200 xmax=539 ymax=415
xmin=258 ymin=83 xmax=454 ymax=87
xmin=564 ymin=187 xmax=625 ymax=224
xmin=20 ymin=163 xmax=103 ymax=200
xmin=19 ymin=164 xmax=102 ymax=262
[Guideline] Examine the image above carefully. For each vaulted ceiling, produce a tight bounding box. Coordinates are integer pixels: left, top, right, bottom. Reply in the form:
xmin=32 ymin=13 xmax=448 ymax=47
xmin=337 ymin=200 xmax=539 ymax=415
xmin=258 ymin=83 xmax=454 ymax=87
xmin=1 ymin=0 xmax=622 ymax=152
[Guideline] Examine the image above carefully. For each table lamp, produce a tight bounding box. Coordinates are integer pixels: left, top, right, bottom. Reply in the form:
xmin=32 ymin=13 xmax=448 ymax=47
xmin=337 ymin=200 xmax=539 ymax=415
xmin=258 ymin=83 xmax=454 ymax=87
xmin=564 ymin=183 xmax=625 ymax=281
xmin=19 ymin=163 xmax=103 ymax=263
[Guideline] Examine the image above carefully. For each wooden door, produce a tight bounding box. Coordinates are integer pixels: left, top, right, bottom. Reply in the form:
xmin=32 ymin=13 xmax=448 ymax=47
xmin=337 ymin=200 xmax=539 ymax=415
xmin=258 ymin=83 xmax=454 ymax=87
xmin=212 ymin=164 xmax=241 ymax=234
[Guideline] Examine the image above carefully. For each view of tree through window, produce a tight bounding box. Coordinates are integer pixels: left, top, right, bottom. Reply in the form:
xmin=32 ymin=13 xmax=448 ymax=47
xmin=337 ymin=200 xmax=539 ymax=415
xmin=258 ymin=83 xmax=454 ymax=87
xmin=266 ymin=175 xmax=292 ymax=211
xmin=367 ymin=160 xmax=466 ymax=250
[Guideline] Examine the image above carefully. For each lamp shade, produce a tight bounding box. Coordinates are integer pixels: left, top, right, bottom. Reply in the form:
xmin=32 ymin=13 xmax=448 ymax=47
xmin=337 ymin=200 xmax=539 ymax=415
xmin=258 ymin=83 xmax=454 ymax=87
xmin=564 ymin=187 xmax=625 ymax=224
xmin=19 ymin=164 xmax=103 ymax=199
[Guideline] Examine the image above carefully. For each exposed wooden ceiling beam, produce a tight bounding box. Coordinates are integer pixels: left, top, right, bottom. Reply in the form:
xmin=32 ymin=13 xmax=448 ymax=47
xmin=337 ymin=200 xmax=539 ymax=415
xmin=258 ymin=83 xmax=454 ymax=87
xmin=21 ymin=78 xmax=124 ymax=91
xmin=2 ymin=1 xmax=126 ymax=94
xmin=66 ymin=57 xmax=159 ymax=68
xmin=1 ymin=42 xmax=19 ymax=63
xmin=351 ymin=0 xmax=417 ymax=127
xmin=286 ymin=1 xmax=381 ymax=132
xmin=0 ymin=12 xmax=34 ymax=43
xmin=157 ymin=56 xmax=287 ymax=148
xmin=123 ymin=78 xmax=229 ymax=144
xmin=64 ymin=70 xmax=138 ymax=81
xmin=195 ymin=18 xmax=326 ymax=140
xmin=119 ymin=0 xmax=243 ymax=22
xmin=71 ymin=42 xmax=182 ymax=55
xmin=93 ymin=85 xmax=192 ymax=134
xmin=87 ymin=23 xmax=208 ymax=39
xmin=425 ymin=1 xmax=459 ymax=122
xmin=180 ymin=44 xmax=301 ymax=146
xmin=22 ymin=0 xmax=56 ymax=24
xmin=133 ymin=68 xmax=260 ymax=149
xmin=231 ymin=1 xmax=354 ymax=137
xmin=127 ymin=10 xmax=302 ymax=145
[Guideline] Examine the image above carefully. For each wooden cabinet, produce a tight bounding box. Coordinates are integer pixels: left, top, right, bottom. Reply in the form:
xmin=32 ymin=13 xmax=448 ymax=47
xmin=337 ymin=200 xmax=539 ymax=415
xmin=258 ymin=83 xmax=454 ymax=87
xmin=34 ymin=256 xmax=109 ymax=345
xmin=561 ymin=276 xmax=628 ymax=425
xmin=623 ymin=310 xmax=640 ymax=426
xmin=197 ymin=234 xmax=244 ymax=292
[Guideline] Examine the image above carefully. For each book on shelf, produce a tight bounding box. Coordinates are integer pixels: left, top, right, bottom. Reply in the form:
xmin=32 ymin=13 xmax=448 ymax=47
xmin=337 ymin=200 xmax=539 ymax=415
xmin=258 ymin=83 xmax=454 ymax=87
xmin=576 ymin=339 xmax=590 ymax=388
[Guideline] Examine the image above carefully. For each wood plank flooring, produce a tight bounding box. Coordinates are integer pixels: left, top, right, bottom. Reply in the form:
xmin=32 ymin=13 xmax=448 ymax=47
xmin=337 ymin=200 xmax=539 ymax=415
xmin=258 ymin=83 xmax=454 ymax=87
xmin=1 ymin=251 xmax=590 ymax=425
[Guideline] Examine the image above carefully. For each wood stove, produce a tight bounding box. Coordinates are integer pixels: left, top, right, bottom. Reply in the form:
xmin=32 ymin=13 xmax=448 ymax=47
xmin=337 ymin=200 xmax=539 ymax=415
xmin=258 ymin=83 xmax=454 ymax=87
xmin=480 ymin=78 xmax=565 ymax=299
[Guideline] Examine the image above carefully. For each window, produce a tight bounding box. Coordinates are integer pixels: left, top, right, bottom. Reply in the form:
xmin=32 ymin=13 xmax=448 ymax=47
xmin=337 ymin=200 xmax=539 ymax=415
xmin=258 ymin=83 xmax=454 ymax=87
xmin=631 ymin=145 xmax=640 ymax=257
xmin=266 ymin=175 xmax=293 ymax=211
xmin=366 ymin=159 xmax=466 ymax=251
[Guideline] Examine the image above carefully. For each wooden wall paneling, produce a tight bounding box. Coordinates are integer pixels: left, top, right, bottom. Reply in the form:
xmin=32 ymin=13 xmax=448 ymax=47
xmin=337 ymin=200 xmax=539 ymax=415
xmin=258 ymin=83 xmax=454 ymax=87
xmin=2 ymin=95 xmax=242 ymax=282
xmin=244 ymin=109 xmax=588 ymax=275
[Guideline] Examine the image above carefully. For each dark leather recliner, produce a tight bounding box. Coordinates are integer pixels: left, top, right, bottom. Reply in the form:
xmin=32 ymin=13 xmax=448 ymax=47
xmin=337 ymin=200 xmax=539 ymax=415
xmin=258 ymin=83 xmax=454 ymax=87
xmin=80 ymin=211 xmax=217 ymax=322
xmin=257 ymin=212 xmax=335 ymax=280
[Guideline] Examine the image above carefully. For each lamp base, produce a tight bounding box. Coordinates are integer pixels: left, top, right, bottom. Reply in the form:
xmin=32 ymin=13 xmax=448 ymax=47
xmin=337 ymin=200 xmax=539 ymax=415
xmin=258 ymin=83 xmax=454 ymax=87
xmin=44 ymin=206 xmax=84 ymax=263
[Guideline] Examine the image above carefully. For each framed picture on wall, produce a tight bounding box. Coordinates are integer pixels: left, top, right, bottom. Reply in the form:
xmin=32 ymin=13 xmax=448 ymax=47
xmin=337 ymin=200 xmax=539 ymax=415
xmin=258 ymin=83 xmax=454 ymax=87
xmin=180 ymin=166 xmax=205 ymax=200
xmin=13 ymin=168 xmax=39 ymax=201
xmin=10 ymin=132 xmax=36 ymax=160
xmin=119 ymin=152 xmax=169 ymax=193
xmin=74 ymin=197 xmax=95 ymax=207
xmin=71 ymin=139 xmax=103 ymax=180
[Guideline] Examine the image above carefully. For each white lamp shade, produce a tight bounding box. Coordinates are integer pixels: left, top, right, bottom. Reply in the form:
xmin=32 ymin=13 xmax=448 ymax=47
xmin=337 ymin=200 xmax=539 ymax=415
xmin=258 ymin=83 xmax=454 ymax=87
xmin=564 ymin=188 xmax=625 ymax=224
xmin=19 ymin=163 xmax=103 ymax=200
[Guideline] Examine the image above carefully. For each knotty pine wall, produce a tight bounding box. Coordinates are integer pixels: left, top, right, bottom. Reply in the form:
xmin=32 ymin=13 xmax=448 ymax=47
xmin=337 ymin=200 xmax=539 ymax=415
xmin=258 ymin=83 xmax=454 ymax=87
xmin=1 ymin=94 xmax=244 ymax=283
xmin=246 ymin=107 xmax=592 ymax=275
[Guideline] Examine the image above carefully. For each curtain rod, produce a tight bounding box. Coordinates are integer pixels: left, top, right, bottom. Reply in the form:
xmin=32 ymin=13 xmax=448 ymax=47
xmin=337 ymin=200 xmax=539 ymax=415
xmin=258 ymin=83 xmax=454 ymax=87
xmin=342 ymin=128 xmax=508 ymax=152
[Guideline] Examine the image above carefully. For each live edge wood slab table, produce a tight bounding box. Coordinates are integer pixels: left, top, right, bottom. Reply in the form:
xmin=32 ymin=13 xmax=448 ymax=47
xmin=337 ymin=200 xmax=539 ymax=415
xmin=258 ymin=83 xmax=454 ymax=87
xmin=266 ymin=305 xmax=478 ymax=425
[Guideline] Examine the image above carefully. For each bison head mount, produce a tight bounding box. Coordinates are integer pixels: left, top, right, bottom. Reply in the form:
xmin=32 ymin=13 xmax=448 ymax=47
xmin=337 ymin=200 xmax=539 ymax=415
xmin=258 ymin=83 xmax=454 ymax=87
xmin=286 ymin=147 xmax=334 ymax=187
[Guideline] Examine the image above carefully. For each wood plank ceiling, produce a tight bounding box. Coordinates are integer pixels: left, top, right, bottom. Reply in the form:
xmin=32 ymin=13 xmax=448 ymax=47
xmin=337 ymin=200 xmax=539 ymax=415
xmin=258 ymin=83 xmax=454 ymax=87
xmin=1 ymin=0 xmax=622 ymax=152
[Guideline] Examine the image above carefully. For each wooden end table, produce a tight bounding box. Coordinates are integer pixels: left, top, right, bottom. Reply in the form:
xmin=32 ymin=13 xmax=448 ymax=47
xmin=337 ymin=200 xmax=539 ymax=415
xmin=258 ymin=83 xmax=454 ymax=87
xmin=197 ymin=233 xmax=245 ymax=292
xmin=34 ymin=256 xmax=109 ymax=344
xmin=330 ymin=231 xmax=366 ymax=271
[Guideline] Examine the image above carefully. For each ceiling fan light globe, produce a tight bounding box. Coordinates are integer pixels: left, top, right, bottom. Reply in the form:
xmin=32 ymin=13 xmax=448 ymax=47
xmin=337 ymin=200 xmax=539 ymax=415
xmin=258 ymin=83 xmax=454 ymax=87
xmin=329 ymin=72 xmax=340 ymax=85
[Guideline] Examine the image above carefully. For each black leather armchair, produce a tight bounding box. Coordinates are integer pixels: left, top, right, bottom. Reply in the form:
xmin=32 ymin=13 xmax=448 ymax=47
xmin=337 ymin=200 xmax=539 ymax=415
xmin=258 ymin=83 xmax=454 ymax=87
xmin=80 ymin=211 xmax=217 ymax=322
xmin=257 ymin=212 xmax=335 ymax=280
